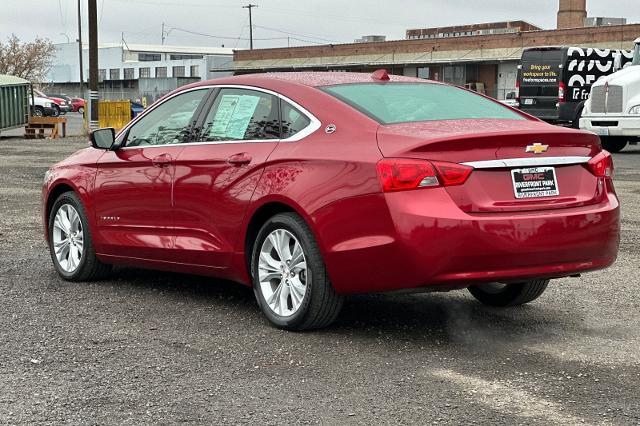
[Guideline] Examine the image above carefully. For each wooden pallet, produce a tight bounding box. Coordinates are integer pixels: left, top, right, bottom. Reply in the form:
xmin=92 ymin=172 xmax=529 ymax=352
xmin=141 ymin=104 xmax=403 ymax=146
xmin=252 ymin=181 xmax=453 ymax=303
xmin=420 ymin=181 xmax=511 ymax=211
xmin=24 ymin=117 xmax=67 ymax=139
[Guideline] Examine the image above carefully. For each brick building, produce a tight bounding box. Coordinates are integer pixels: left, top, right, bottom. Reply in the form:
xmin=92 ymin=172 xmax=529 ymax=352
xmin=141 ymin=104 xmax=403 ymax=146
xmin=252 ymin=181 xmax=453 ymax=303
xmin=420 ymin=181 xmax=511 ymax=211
xmin=219 ymin=1 xmax=638 ymax=101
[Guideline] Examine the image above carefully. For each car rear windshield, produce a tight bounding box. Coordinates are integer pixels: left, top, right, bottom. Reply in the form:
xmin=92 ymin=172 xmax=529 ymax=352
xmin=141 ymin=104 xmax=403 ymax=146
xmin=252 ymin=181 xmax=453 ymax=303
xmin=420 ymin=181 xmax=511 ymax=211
xmin=322 ymin=83 xmax=524 ymax=124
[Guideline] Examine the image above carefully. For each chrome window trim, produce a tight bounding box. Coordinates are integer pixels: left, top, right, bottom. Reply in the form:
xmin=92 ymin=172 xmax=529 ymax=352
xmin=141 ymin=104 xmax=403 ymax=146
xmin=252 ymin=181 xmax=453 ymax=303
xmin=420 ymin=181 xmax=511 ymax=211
xmin=462 ymin=156 xmax=591 ymax=169
xmin=118 ymin=84 xmax=321 ymax=150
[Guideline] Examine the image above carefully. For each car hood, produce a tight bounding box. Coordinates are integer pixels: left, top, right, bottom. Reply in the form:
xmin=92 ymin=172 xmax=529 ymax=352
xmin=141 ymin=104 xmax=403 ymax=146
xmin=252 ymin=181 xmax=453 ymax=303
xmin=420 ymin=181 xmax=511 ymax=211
xmin=591 ymin=65 xmax=640 ymax=87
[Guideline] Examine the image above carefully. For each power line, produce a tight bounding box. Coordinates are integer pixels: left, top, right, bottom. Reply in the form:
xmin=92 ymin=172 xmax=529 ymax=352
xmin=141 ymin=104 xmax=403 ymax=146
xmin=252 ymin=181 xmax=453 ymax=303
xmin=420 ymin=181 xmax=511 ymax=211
xmin=253 ymin=24 xmax=338 ymax=44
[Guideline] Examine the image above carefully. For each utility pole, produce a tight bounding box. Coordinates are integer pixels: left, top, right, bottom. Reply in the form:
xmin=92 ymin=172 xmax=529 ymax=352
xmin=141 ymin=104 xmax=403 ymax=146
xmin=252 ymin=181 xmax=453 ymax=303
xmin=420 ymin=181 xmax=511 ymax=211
xmin=242 ymin=4 xmax=258 ymax=50
xmin=161 ymin=22 xmax=165 ymax=45
xmin=88 ymin=0 xmax=99 ymax=130
xmin=77 ymin=0 xmax=84 ymax=98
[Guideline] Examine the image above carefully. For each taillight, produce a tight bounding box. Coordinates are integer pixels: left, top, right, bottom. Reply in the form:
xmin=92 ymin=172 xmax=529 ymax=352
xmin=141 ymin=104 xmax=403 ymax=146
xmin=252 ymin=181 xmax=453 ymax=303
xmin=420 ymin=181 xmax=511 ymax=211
xmin=376 ymin=159 xmax=473 ymax=192
xmin=558 ymin=81 xmax=566 ymax=103
xmin=587 ymin=150 xmax=614 ymax=178
xmin=515 ymin=80 xmax=520 ymax=102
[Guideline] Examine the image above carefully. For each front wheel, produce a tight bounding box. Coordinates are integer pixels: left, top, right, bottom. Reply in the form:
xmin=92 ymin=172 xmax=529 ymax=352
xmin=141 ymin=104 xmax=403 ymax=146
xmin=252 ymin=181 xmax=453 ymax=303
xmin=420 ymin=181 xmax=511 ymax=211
xmin=51 ymin=105 xmax=61 ymax=117
xmin=78 ymin=106 xmax=84 ymax=114
xmin=251 ymin=213 xmax=343 ymax=330
xmin=468 ymin=279 xmax=549 ymax=307
xmin=600 ymin=137 xmax=627 ymax=153
xmin=48 ymin=191 xmax=111 ymax=281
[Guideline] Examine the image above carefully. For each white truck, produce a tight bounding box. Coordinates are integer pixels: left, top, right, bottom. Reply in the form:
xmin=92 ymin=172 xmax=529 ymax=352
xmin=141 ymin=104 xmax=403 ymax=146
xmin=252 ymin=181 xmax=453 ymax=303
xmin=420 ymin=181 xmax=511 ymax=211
xmin=29 ymin=93 xmax=58 ymax=117
xmin=580 ymin=37 xmax=640 ymax=152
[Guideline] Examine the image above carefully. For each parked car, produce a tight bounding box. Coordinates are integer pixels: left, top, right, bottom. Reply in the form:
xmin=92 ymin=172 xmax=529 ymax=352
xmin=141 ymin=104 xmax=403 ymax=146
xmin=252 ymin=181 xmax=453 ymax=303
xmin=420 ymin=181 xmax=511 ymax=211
xmin=500 ymin=91 xmax=519 ymax=108
xmin=29 ymin=92 xmax=57 ymax=117
xmin=130 ymin=99 xmax=144 ymax=118
xmin=42 ymin=71 xmax=620 ymax=330
xmin=517 ymin=46 xmax=632 ymax=125
xmin=71 ymin=98 xmax=85 ymax=114
xmin=34 ymin=89 xmax=69 ymax=115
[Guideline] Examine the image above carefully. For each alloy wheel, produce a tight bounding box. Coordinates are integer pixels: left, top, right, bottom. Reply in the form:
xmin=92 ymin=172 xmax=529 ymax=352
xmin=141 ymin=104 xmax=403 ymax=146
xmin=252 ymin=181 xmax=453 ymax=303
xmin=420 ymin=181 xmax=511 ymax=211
xmin=52 ymin=204 xmax=84 ymax=273
xmin=258 ymin=229 xmax=308 ymax=317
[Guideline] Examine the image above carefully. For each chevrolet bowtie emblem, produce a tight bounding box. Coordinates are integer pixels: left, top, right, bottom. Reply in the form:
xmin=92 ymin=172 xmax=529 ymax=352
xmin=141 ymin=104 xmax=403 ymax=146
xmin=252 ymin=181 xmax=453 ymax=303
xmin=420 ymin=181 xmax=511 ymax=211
xmin=526 ymin=143 xmax=549 ymax=154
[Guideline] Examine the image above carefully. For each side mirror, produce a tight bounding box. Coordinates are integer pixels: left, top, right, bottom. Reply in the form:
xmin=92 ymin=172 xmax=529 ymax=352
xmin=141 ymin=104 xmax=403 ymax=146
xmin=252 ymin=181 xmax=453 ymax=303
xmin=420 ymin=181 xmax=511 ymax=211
xmin=613 ymin=52 xmax=622 ymax=72
xmin=90 ymin=128 xmax=116 ymax=150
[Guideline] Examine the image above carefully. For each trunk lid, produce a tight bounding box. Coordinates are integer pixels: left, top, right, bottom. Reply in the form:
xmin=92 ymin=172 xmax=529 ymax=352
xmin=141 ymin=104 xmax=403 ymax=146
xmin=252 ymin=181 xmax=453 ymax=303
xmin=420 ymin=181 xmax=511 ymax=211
xmin=376 ymin=119 xmax=603 ymax=212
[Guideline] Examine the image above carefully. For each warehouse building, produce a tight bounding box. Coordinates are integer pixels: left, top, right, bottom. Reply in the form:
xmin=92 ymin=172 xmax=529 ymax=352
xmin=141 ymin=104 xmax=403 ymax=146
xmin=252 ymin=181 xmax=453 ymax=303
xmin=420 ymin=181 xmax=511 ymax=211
xmin=46 ymin=43 xmax=234 ymax=102
xmin=220 ymin=0 xmax=637 ymax=101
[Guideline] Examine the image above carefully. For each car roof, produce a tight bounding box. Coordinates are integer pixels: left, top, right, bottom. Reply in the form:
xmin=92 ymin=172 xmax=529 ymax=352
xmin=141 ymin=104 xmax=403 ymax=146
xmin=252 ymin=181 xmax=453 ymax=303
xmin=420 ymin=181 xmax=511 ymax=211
xmin=193 ymin=71 xmax=439 ymax=89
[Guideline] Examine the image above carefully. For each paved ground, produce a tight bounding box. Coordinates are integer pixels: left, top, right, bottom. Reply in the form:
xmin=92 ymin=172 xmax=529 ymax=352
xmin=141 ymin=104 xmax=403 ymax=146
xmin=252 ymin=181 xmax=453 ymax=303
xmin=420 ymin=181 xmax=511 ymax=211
xmin=0 ymin=136 xmax=638 ymax=425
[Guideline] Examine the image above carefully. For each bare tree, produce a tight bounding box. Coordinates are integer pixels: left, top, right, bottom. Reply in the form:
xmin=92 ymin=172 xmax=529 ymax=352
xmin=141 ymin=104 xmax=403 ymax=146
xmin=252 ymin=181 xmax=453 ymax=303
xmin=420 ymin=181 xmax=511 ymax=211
xmin=0 ymin=34 xmax=56 ymax=82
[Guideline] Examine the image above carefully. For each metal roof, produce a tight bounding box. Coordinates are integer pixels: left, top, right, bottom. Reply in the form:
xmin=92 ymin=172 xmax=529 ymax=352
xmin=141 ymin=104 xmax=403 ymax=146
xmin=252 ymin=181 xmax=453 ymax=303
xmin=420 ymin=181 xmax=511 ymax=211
xmin=215 ymin=47 xmax=526 ymax=72
xmin=0 ymin=74 xmax=30 ymax=86
xmin=56 ymin=42 xmax=237 ymax=56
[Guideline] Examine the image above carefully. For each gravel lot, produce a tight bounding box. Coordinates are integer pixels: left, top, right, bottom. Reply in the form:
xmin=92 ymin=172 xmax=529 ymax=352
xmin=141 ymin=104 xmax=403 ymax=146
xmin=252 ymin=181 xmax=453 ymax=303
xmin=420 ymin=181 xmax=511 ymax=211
xmin=0 ymin=136 xmax=638 ymax=425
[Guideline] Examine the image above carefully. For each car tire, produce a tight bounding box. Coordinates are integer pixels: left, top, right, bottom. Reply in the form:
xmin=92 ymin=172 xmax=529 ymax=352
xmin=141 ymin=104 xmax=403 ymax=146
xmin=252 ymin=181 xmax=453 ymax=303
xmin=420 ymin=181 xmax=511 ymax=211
xmin=468 ymin=279 xmax=549 ymax=307
xmin=78 ymin=106 xmax=84 ymax=114
xmin=571 ymin=102 xmax=585 ymax=129
xmin=48 ymin=191 xmax=111 ymax=281
xmin=600 ymin=137 xmax=627 ymax=153
xmin=251 ymin=212 xmax=343 ymax=330
xmin=32 ymin=106 xmax=44 ymax=117
xmin=51 ymin=105 xmax=61 ymax=117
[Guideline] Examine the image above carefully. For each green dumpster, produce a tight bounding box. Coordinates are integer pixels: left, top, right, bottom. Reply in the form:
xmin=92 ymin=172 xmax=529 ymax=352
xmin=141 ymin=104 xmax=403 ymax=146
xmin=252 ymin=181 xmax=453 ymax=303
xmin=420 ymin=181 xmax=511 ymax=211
xmin=0 ymin=74 xmax=30 ymax=133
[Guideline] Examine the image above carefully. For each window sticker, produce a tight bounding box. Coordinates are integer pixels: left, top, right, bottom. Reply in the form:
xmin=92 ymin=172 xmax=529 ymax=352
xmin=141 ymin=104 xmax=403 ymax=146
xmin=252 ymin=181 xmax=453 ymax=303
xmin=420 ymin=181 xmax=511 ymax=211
xmin=209 ymin=94 xmax=260 ymax=140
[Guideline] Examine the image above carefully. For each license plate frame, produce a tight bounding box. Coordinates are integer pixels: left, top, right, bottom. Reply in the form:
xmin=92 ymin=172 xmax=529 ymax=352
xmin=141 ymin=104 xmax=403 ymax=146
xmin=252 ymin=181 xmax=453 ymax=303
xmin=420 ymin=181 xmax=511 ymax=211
xmin=522 ymin=98 xmax=534 ymax=105
xmin=511 ymin=167 xmax=559 ymax=199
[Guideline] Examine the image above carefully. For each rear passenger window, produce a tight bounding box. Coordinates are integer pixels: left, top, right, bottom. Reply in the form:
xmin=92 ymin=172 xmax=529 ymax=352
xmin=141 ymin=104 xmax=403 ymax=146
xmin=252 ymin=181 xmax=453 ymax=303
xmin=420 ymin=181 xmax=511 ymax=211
xmin=281 ymin=102 xmax=311 ymax=139
xmin=200 ymin=88 xmax=280 ymax=141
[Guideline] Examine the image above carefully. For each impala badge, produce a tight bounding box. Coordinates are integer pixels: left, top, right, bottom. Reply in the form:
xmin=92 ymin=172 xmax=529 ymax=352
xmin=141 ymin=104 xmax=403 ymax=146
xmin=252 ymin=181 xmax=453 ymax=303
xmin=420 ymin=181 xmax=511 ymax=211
xmin=526 ymin=143 xmax=549 ymax=154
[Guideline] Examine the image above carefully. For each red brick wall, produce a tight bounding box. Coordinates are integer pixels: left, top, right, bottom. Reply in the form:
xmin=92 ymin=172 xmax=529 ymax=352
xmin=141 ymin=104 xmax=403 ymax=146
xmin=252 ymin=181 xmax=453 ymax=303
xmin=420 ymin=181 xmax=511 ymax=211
xmin=235 ymin=24 xmax=640 ymax=62
xmin=557 ymin=0 xmax=587 ymax=29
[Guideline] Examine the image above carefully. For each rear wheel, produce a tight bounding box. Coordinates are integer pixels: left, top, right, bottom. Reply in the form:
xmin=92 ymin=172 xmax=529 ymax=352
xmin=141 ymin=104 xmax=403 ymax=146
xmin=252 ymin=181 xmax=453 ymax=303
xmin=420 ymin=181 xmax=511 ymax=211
xmin=600 ymin=137 xmax=627 ymax=153
xmin=32 ymin=106 xmax=44 ymax=117
xmin=571 ymin=102 xmax=585 ymax=129
xmin=468 ymin=279 xmax=549 ymax=307
xmin=48 ymin=191 xmax=111 ymax=281
xmin=78 ymin=106 xmax=84 ymax=114
xmin=251 ymin=213 xmax=343 ymax=330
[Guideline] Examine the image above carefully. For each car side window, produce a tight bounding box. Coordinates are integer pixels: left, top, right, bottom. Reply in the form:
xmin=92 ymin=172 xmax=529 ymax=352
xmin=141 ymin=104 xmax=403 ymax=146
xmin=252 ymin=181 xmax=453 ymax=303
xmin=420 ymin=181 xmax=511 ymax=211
xmin=125 ymin=89 xmax=208 ymax=147
xmin=200 ymin=88 xmax=280 ymax=142
xmin=281 ymin=101 xmax=311 ymax=139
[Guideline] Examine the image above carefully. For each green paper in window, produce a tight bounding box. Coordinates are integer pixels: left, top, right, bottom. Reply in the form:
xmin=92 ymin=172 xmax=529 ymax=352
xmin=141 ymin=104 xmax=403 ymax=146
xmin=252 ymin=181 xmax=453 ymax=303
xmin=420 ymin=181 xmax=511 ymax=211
xmin=226 ymin=95 xmax=260 ymax=139
xmin=209 ymin=94 xmax=260 ymax=140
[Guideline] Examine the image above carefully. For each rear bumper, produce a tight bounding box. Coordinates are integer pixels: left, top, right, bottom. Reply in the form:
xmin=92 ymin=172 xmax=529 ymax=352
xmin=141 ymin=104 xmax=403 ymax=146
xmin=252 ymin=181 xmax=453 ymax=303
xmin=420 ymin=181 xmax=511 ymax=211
xmin=519 ymin=107 xmax=559 ymax=121
xmin=580 ymin=115 xmax=640 ymax=137
xmin=320 ymin=189 xmax=620 ymax=294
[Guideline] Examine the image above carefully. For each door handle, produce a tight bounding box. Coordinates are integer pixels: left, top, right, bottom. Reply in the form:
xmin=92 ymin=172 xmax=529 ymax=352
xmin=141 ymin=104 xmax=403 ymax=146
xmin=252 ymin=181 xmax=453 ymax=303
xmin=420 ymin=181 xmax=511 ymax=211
xmin=152 ymin=154 xmax=171 ymax=168
xmin=227 ymin=152 xmax=252 ymax=166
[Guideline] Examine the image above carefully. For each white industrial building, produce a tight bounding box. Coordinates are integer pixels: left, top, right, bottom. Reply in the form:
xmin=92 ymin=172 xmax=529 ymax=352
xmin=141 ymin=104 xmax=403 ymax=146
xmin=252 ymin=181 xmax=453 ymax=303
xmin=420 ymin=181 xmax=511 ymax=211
xmin=46 ymin=42 xmax=235 ymax=102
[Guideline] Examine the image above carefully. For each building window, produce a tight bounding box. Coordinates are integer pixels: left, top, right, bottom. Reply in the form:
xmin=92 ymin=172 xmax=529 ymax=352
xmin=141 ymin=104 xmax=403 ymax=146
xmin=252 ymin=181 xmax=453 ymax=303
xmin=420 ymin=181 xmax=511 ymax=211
xmin=172 ymin=66 xmax=185 ymax=77
xmin=139 ymin=67 xmax=151 ymax=78
xmin=124 ymin=68 xmax=134 ymax=79
xmin=98 ymin=69 xmax=106 ymax=82
xmin=170 ymin=54 xmax=203 ymax=60
xmin=190 ymin=65 xmax=199 ymax=77
xmin=139 ymin=53 xmax=161 ymax=62
xmin=109 ymin=68 xmax=120 ymax=80
xmin=155 ymin=67 xmax=167 ymax=78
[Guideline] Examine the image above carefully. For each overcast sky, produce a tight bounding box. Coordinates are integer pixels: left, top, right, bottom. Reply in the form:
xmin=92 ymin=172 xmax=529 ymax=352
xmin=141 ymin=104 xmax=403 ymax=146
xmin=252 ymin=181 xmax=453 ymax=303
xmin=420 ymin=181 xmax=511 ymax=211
xmin=1 ymin=0 xmax=638 ymax=49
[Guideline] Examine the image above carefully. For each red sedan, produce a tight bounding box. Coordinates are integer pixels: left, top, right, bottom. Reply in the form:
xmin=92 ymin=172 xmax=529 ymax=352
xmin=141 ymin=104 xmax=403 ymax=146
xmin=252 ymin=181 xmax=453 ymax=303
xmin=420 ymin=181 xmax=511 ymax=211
xmin=42 ymin=71 xmax=619 ymax=330
xmin=71 ymin=98 xmax=86 ymax=114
